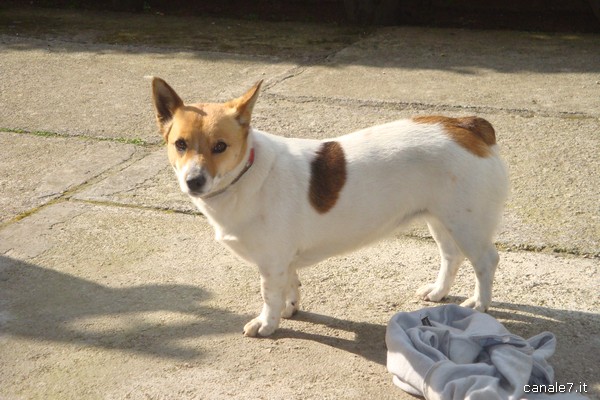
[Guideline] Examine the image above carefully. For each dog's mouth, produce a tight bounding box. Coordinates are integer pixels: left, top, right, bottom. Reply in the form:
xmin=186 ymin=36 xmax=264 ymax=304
xmin=186 ymin=189 xmax=206 ymax=198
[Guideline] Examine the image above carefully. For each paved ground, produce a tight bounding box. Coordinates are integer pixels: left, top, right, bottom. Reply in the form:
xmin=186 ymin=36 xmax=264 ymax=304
xmin=0 ymin=7 xmax=598 ymax=400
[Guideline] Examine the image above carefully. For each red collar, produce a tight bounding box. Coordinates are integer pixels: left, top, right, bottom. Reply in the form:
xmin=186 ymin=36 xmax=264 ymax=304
xmin=202 ymin=147 xmax=255 ymax=199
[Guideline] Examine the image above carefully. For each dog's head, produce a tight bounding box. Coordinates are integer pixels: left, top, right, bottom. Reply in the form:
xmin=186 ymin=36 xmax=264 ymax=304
xmin=152 ymin=78 xmax=262 ymax=198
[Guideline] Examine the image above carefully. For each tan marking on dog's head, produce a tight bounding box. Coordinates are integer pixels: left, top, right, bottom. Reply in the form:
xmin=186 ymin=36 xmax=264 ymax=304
xmin=151 ymin=78 xmax=262 ymax=194
xmin=309 ymin=141 xmax=347 ymax=214
xmin=413 ymin=116 xmax=496 ymax=157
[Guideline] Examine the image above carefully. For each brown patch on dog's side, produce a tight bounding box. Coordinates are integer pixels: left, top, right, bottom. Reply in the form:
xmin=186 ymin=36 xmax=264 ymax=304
xmin=413 ymin=116 xmax=496 ymax=157
xmin=309 ymin=141 xmax=347 ymax=214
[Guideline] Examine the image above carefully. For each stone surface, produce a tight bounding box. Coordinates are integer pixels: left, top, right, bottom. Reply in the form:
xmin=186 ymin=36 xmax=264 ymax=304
xmin=0 ymin=202 xmax=598 ymax=399
xmin=0 ymin=35 xmax=295 ymax=144
xmin=271 ymin=27 xmax=600 ymax=116
xmin=0 ymin=7 xmax=598 ymax=400
xmin=0 ymin=132 xmax=138 ymax=224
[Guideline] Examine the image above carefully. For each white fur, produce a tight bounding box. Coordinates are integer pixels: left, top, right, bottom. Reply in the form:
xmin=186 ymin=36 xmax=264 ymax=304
xmin=182 ymin=119 xmax=509 ymax=337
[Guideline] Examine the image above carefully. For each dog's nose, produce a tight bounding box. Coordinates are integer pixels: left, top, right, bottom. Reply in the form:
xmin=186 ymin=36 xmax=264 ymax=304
xmin=186 ymin=174 xmax=206 ymax=192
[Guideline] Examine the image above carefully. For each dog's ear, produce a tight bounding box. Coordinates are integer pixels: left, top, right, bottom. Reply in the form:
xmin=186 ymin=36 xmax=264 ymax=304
xmin=229 ymin=80 xmax=263 ymax=128
xmin=152 ymin=77 xmax=183 ymax=140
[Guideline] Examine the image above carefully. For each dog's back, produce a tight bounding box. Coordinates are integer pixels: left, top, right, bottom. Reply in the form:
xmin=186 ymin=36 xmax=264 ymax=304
xmin=278 ymin=117 xmax=508 ymax=269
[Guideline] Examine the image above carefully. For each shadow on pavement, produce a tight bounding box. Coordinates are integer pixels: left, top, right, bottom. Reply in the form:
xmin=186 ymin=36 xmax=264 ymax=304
xmin=1 ymin=253 xmax=597 ymax=396
xmin=0 ymin=255 xmax=249 ymax=360
xmin=274 ymin=311 xmax=388 ymax=365
xmin=491 ymin=301 xmax=600 ymax=395
xmin=1 ymin=7 xmax=599 ymax=74
xmin=272 ymin=301 xmax=599 ymax=398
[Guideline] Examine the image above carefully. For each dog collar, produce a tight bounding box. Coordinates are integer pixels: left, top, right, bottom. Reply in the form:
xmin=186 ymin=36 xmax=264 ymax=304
xmin=201 ymin=147 xmax=255 ymax=199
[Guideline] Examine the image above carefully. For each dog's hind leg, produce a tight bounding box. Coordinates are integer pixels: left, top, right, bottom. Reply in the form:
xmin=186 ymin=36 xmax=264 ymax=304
xmin=459 ymin=244 xmax=499 ymax=311
xmin=416 ymin=217 xmax=465 ymax=302
xmin=282 ymin=269 xmax=301 ymax=319
xmin=439 ymin=215 xmax=500 ymax=312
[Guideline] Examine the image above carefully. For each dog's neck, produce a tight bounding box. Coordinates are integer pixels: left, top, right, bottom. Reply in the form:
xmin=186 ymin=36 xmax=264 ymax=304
xmin=201 ymin=145 xmax=255 ymax=200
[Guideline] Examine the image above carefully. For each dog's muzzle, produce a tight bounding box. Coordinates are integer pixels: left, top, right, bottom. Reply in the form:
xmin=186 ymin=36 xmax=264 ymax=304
xmin=185 ymin=173 xmax=206 ymax=194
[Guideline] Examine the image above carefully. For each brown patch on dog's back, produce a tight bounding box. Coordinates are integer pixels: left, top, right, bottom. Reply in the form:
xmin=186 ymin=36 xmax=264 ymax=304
xmin=413 ymin=116 xmax=496 ymax=157
xmin=309 ymin=141 xmax=347 ymax=214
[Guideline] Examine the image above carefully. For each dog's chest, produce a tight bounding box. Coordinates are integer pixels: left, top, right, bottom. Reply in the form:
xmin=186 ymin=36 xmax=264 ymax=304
xmin=217 ymin=231 xmax=268 ymax=267
xmin=210 ymin=219 xmax=264 ymax=265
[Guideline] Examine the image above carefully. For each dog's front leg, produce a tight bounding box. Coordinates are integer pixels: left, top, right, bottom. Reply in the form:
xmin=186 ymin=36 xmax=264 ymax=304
xmin=282 ymin=269 xmax=301 ymax=319
xmin=243 ymin=268 xmax=288 ymax=337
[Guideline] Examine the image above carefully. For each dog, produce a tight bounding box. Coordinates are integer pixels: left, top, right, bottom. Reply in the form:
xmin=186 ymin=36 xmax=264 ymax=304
xmin=151 ymin=77 xmax=509 ymax=337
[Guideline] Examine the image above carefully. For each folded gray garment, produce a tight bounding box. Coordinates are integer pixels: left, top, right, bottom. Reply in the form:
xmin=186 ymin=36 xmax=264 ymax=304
xmin=386 ymin=304 xmax=589 ymax=400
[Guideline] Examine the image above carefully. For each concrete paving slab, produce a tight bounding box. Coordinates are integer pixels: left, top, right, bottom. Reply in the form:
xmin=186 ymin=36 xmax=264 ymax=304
xmin=0 ymin=35 xmax=296 ymax=143
xmin=74 ymin=149 xmax=197 ymax=214
xmin=0 ymin=7 xmax=362 ymax=144
xmin=499 ymin=114 xmax=600 ymax=255
xmin=74 ymin=95 xmax=600 ymax=256
xmin=0 ymin=201 xmax=598 ymax=399
xmin=0 ymin=131 xmax=138 ymax=224
xmin=271 ymin=27 xmax=600 ymax=116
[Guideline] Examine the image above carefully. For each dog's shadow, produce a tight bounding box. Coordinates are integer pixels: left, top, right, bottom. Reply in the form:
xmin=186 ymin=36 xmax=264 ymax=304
xmin=269 ymin=297 xmax=469 ymax=366
xmin=272 ymin=311 xmax=389 ymax=365
xmin=270 ymin=298 xmax=600 ymax=396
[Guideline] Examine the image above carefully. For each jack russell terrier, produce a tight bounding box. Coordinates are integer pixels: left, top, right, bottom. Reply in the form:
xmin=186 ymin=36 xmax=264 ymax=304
xmin=151 ymin=78 xmax=509 ymax=337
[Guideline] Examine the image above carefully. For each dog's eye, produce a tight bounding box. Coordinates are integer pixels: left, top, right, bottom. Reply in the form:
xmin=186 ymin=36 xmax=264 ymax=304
xmin=212 ymin=141 xmax=227 ymax=154
xmin=174 ymin=139 xmax=187 ymax=152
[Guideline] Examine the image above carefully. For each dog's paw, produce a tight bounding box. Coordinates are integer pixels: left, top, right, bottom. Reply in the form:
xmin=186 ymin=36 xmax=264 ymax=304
xmin=460 ymin=297 xmax=488 ymax=312
xmin=416 ymin=283 xmax=447 ymax=302
xmin=243 ymin=317 xmax=277 ymax=337
xmin=281 ymin=301 xmax=299 ymax=319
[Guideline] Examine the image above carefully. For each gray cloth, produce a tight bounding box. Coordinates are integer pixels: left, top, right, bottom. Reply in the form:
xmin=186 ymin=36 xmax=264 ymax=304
xmin=386 ymin=304 xmax=589 ymax=400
